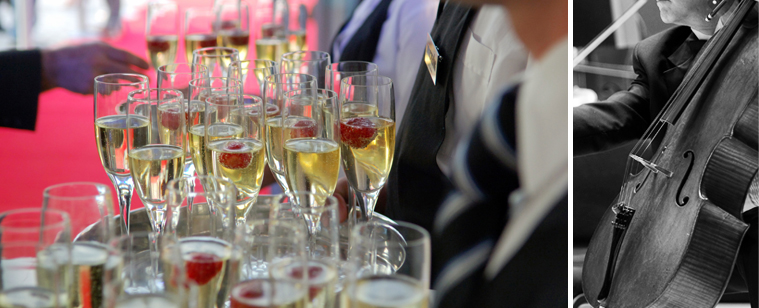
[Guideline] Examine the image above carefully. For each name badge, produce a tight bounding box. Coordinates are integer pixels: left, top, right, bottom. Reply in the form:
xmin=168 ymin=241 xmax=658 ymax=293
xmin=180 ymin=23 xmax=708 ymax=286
xmin=424 ymin=34 xmax=442 ymax=85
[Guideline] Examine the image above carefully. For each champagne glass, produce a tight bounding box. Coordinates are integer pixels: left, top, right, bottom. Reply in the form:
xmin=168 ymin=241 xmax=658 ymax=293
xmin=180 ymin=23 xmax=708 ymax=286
xmin=188 ymin=77 xmax=243 ymax=177
xmin=94 ymin=73 xmax=150 ymax=234
xmin=281 ymin=89 xmax=341 ymax=207
xmin=231 ymin=219 xmax=308 ymax=307
xmin=106 ymin=232 xmax=188 ymax=308
xmin=348 ymin=221 xmax=430 ymax=307
xmin=338 ymin=75 xmax=395 ymax=222
xmin=263 ymin=73 xmax=317 ymax=194
xmin=325 ymin=62 xmax=378 ymax=99
xmin=254 ymin=6 xmax=287 ymax=63
xmin=281 ymin=51 xmax=331 ymax=88
xmin=215 ymin=2 xmax=250 ymax=60
xmin=288 ymin=29 xmax=307 ymax=52
xmin=228 ymin=59 xmax=278 ymax=96
xmin=0 ymin=241 xmax=71 ymax=308
xmin=165 ymin=176 xmax=240 ymax=308
xmin=127 ymin=88 xmax=186 ymax=236
xmin=158 ymin=63 xmax=210 ymax=206
xmin=185 ymin=8 xmax=219 ymax=63
xmin=0 ymin=208 xmax=71 ymax=246
xmin=205 ymin=93 xmax=267 ymax=225
xmin=146 ymin=1 xmax=179 ymax=70
xmin=193 ymin=47 xmax=240 ymax=77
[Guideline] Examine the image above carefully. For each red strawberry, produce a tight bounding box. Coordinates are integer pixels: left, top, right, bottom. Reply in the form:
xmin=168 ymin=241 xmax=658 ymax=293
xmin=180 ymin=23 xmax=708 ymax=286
xmin=290 ymin=119 xmax=317 ymax=139
xmin=228 ymin=33 xmax=250 ymax=46
xmin=230 ymin=280 xmax=266 ymax=308
xmin=289 ymin=266 xmax=324 ymax=300
xmin=340 ymin=117 xmax=377 ymax=148
xmin=185 ymin=252 xmax=223 ymax=285
xmin=198 ymin=36 xmax=218 ymax=48
xmin=160 ymin=107 xmax=181 ymax=130
xmin=219 ymin=141 xmax=252 ymax=169
xmin=147 ymin=38 xmax=171 ymax=53
xmin=221 ymin=20 xmax=238 ymax=30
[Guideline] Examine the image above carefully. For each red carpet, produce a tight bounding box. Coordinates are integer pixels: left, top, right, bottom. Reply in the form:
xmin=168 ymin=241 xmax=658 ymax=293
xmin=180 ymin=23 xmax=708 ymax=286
xmin=0 ymin=0 xmax=318 ymax=214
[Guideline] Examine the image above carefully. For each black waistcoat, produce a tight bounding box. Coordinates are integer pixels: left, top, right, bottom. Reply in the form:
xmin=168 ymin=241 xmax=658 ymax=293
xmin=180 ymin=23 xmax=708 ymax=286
xmin=334 ymin=0 xmax=394 ymax=62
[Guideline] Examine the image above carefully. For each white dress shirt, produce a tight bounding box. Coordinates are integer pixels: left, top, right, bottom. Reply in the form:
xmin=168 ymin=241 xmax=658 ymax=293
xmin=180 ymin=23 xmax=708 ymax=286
xmin=485 ymin=38 xmax=569 ymax=278
xmin=437 ymin=5 xmax=529 ymax=176
xmin=332 ymin=0 xmax=439 ymax=127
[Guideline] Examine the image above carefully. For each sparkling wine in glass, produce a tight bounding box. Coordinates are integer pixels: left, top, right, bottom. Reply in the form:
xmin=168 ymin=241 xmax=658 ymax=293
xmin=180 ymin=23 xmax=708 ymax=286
xmin=263 ymin=73 xmax=317 ymax=194
xmin=216 ymin=2 xmax=250 ymax=60
xmin=185 ymin=8 xmax=218 ymax=63
xmin=205 ymin=94 xmax=267 ymax=225
xmin=282 ymin=89 xmax=341 ymax=207
xmin=94 ymin=73 xmax=149 ymax=234
xmin=146 ymin=1 xmax=179 ymax=70
xmin=127 ymin=88 xmax=186 ymax=235
xmin=339 ymin=75 xmax=396 ymax=222
xmin=281 ymin=51 xmax=331 ymax=89
xmin=228 ymin=59 xmax=277 ymax=96
xmin=193 ymin=47 xmax=240 ymax=78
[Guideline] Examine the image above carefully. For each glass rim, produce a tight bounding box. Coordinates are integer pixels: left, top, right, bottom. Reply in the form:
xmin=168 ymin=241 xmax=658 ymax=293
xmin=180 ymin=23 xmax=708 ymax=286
xmin=352 ymin=220 xmax=430 ymax=247
xmin=158 ymin=63 xmax=208 ymax=74
xmin=283 ymin=88 xmax=336 ymax=100
xmin=0 ymin=208 xmax=71 ymax=232
xmin=127 ymin=88 xmax=184 ymax=102
xmin=281 ymin=51 xmax=331 ymax=62
xmin=205 ymin=92 xmax=244 ymax=106
xmin=43 ymin=182 xmax=111 ymax=200
xmin=94 ymin=73 xmax=149 ymax=86
xmin=193 ymin=47 xmax=240 ymax=57
xmin=326 ymin=61 xmax=378 ymax=73
xmin=189 ymin=77 xmax=243 ymax=88
xmin=264 ymin=73 xmax=316 ymax=86
xmin=242 ymin=94 xmax=263 ymax=104
xmin=340 ymin=75 xmax=393 ymax=87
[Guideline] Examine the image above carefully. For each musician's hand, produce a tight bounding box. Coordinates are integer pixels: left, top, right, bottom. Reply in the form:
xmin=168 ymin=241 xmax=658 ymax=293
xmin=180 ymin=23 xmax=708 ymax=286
xmin=41 ymin=42 xmax=149 ymax=94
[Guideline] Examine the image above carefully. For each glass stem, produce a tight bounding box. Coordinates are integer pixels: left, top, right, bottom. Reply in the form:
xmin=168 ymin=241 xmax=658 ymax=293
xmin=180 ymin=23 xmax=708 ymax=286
xmin=183 ymin=164 xmax=196 ymax=212
xmin=149 ymin=207 xmax=167 ymax=236
xmin=356 ymin=189 xmax=380 ymax=222
xmin=108 ymin=173 xmax=134 ymax=234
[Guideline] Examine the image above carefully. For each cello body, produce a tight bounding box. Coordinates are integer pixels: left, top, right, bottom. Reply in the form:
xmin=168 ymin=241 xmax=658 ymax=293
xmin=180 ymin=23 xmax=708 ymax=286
xmin=582 ymin=1 xmax=758 ymax=307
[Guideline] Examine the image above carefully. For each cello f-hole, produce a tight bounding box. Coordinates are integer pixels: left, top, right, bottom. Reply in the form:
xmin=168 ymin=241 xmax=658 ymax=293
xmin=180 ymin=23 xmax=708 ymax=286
xmin=676 ymin=151 xmax=695 ymax=206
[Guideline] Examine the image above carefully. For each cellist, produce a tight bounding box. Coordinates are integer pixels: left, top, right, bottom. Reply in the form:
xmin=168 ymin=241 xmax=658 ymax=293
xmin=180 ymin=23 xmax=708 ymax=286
xmin=574 ymin=0 xmax=757 ymax=306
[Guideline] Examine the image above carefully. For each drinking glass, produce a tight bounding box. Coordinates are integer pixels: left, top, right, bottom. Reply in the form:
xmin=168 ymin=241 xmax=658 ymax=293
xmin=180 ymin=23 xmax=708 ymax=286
xmin=228 ymin=59 xmax=277 ymax=96
xmin=263 ymin=73 xmax=317 ymax=194
xmin=158 ymin=63 xmax=210 ymax=203
xmin=325 ymin=62 xmax=378 ymax=99
xmin=205 ymin=93 xmax=267 ymax=225
xmin=94 ymin=73 xmax=150 ymax=234
xmin=215 ymin=2 xmax=250 ymax=60
xmin=165 ymin=176 xmax=240 ymax=308
xmin=231 ymin=219 xmax=308 ymax=307
xmin=0 ymin=241 xmax=71 ymax=308
xmin=281 ymin=51 xmax=331 ymax=88
xmin=0 ymin=208 xmax=71 ymax=245
xmin=185 ymin=8 xmax=218 ymax=63
xmin=339 ymin=75 xmax=395 ymax=222
xmin=188 ymin=77 xmax=243 ymax=177
xmin=146 ymin=1 xmax=179 ymax=70
xmin=193 ymin=47 xmax=240 ymax=77
xmin=105 ymin=232 xmax=188 ymax=308
xmin=254 ymin=7 xmax=287 ymax=63
xmin=348 ymin=221 xmax=430 ymax=307
xmin=281 ymin=89 xmax=340 ymax=208
xmin=126 ymin=89 xmax=186 ymax=236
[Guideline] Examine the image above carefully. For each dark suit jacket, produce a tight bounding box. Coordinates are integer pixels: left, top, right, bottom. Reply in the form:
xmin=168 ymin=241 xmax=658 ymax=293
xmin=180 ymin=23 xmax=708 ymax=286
xmin=0 ymin=49 xmax=42 ymax=131
xmin=573 ymin=26 xmax=699 ymax=156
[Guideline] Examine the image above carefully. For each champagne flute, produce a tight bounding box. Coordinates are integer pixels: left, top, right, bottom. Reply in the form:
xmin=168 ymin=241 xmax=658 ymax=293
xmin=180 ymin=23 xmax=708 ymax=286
xmin=338 ymin=75 xmax=395 ymax=222
xmin=94 ymin=73 xmax=149 ymax=234
xmin=127 ymin=88 xmax=186 ymax=236
xmin=281 ymin=89 xmax=341 ymax=207
xmin=188 ymin=77 xmax=243 ymax=177
xmin=215 ymin=1 xmax=251 ymax=60
xmin=42 ymin=182 xmax=116 ymax=308
xmin=0 ymin=208 xmax=71 ymax=246
xmin=193 ymin=47 xmax=240 ymax=77
xmin=229 ymin=59 xmax=278 ymax=96
xmin=254 ymin=4 xmax=287 ymax=63
xmin=205 ymin=93 xmax=267 ymax=225
xmin=263 ymin=73 xmax=317 ymax=194
xmin=325 ymin=62 xmax=378 ymax=99
xmin=185 ymin=8 xmax=219 ymax=63
xmin=166 ymin=175 xmax=240 ymax=308
xmin=146 ymin=1 xmax=179 ymax=70
xmin=281 ymin=51 xmax=331 ymax=88
xmin=348 ymin=221 xmax=430 ymax=308
xmin=0 ymin=241 xmax=71 ymax=308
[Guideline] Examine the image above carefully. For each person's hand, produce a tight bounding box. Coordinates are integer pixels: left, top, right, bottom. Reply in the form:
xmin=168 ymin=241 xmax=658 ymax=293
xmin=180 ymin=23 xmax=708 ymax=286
xmin=334 ymin=178 xmax=350 ymax=222
xmin=41 ymin=42 xmax=149 ymax=94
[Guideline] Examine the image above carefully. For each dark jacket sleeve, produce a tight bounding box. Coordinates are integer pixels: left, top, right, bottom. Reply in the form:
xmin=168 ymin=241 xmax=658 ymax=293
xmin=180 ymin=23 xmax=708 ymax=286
xmin=0 ymin=49 xmax=42 ymax=131
xmin=573 ymin=45 xmax=652 ymax=157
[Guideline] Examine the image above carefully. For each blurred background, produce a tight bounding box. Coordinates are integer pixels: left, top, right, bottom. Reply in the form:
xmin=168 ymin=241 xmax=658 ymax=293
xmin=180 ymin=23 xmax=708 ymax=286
xmin=0 ymin=0 xmax=359 ymax=212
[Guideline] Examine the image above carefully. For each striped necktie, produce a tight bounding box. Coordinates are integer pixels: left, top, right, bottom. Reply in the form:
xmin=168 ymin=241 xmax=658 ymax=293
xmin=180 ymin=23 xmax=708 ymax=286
xmin=432 ymin=85 xmax=520 ymax=308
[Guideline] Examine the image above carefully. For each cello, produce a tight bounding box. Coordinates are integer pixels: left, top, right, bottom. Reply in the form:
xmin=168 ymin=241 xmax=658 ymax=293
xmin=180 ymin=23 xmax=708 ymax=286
xmin=582 ymin=0 xmax=758 ymax=306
